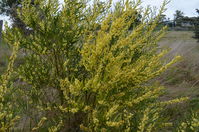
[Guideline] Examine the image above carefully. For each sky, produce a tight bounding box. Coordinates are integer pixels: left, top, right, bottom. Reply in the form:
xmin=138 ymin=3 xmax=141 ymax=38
xmin=141 ymin=0 xmax=199 ymax=19
xmin=1 ymin=0 xmax=199 ymax=23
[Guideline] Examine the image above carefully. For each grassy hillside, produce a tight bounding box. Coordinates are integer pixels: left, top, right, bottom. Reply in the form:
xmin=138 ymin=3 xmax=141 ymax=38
xmin=159 ymin=31 xmax=199 ymax=99
xmin=158 ymin=31 xmax=199 ymax=125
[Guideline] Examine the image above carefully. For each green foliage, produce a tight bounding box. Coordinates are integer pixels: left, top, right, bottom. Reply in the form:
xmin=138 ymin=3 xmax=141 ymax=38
xmin=0 ymin=42 xmax=20 ymax=131
xmin=1 ymin=0 xmax=188 ymax=131
xmin=0 ymin=0 xmax=30 ymax=33
xmin=177 ymin=112 xmax=199 ymax=132
xmin=174 ymin=10 xmax=184 ymax=27
xmin=194 ymin=9 xmax=199 ymax=41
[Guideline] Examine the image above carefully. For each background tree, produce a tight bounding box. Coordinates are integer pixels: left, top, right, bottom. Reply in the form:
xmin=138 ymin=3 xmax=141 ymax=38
xmin=194 ymin=9 xmax=199 ymax=41
xmin=160 ymin=14 xmax=167 ymax=23
xmin=174 ymin=10 xmax=184 ymax=27
xmin=0 ymin=0 xmax=31 ymax=33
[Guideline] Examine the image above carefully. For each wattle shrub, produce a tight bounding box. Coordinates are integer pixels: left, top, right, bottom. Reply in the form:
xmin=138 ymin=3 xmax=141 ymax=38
xmin=0 ymin=0 xmax=189 ymax=131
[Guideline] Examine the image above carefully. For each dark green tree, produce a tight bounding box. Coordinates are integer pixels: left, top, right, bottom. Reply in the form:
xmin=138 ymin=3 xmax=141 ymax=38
xmin=194 ymin=9 xmax=199 ymax=41
xmin=174 ymin=10 xmax=184 ymax=27
xmin=0 ymin=0 xmax=30 ymax=33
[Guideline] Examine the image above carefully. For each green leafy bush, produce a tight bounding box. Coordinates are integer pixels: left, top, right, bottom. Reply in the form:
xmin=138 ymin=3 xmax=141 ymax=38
xmin=1 ymin=0 xmax=189 ymax=131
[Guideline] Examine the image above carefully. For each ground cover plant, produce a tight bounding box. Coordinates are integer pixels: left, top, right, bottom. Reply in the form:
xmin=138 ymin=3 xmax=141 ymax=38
xmin=0 ymin=0 xmax=197 ymax=131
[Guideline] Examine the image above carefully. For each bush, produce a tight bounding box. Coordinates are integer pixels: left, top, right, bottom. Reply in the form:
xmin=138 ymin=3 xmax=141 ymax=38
xmin=1 ymin=0 xmax=187 ymax=131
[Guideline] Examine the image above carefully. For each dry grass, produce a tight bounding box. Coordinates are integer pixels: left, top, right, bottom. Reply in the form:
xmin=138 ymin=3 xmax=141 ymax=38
xmin=158 ymin=31 xmax=199 ymax=125
xmin=159 ymin=31 xmax=199 ymax=99
xmin=0 ymin=42 xmax=11 ymax=74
